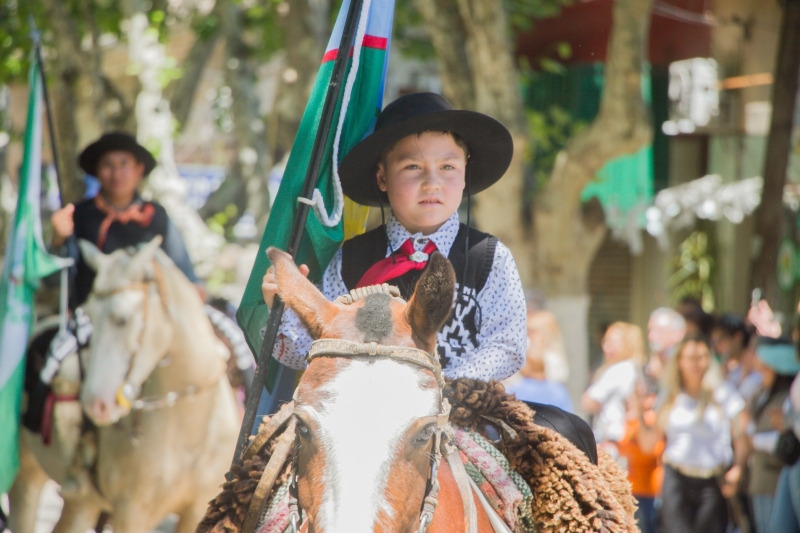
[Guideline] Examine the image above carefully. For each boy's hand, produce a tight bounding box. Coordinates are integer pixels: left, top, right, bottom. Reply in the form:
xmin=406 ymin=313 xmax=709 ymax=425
xmin=262 ymin=263 xmax=310 ymax=308
xmin=51 ymin=203 xmax=75 ymax=247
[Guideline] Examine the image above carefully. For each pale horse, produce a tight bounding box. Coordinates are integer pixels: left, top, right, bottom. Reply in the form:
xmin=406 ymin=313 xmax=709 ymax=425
xmin=9 ymin=236 xmax=240 ymax=533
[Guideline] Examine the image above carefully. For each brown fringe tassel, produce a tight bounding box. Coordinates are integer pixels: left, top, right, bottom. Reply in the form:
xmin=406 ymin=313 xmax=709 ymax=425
xmin=197 ymin=378 xmax=639 ymax=533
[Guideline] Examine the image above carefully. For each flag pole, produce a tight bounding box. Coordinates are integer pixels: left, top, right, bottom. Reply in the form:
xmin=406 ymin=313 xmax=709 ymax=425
xmin=30 ymin=22 xmax=65 ymax=210
xmin=30 ymin=22 xmax=73 ymax=336
xmin=229 ymin=0 xmax=366 ymax=472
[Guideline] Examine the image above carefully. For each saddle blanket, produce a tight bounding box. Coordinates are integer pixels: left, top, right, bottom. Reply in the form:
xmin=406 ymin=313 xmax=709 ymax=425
xmin=255 ymin=428 xmax=535 ymax=533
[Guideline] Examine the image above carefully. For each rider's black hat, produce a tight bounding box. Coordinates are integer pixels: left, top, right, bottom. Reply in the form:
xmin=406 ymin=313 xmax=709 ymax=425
xmin=78 ymin=132 xmax=157 ymax=177
xmin=339 ymin=92 xmax=514 ymax=207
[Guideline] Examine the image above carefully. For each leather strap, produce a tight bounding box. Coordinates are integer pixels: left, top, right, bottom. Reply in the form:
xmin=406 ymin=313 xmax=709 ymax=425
xmin=242 ymin=418 xmax=297 ymax=533
xmin=243 ymin=401 xmax=295 ymax=462
xmin=307 ymin=339 xmax=443 ymax=388
xmin=446 ymin=450 xmax=478 ymax=533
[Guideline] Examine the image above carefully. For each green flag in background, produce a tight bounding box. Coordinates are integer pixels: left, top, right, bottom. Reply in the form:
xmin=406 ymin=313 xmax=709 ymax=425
xmin=237 ymin=0 xmax=394 ymax=359
xmin=0 ymin=61 xmax=72 ymax=493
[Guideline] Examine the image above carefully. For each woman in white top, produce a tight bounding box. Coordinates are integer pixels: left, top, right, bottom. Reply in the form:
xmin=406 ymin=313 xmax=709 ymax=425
xmin=582 ymin=322 xmax=644 ymax=446
xmin=638 ymin=334 xmax=748 ymax=533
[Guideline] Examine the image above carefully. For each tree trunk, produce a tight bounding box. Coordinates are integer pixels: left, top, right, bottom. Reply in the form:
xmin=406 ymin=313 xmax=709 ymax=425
xmin=221 ymin=1 xmax=273 ymax=229
xmin=166 ymin=13 xmax=221 ymax=132
xmin=750 ymin=0 xmax=800 ymax=303
xmin=412 ymin=0 xmax=475 ymax=110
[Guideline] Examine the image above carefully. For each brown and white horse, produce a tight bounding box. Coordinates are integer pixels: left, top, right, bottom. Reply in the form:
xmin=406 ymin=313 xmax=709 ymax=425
xmin=10 ymin=237 xmax=240 ymax=533
xmin=268 ymin=247 xmax=495 ymax=533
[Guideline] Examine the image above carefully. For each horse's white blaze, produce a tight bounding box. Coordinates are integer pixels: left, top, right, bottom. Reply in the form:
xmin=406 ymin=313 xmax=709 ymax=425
xmin=82 ymin=291 xmax=145 ymax=407
xmin=313 ymin=359 xmax=438 ymax=532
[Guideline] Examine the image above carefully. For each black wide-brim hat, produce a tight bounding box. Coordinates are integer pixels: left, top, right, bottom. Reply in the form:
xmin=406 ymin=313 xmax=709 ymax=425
xmin=339 ymin=92 xmax=514 ymax=207
xmin=78 ymin=132 xmax=157 ymax=177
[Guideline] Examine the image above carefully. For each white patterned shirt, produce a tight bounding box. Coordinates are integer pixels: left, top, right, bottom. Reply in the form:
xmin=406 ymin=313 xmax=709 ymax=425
xmin=270 ymin=212 xmax=526 ymax=381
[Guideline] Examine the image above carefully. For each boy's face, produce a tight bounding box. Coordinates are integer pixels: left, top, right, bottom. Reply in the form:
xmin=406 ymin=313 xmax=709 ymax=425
xmin=377 ymin=131 xmax=466 ymax=235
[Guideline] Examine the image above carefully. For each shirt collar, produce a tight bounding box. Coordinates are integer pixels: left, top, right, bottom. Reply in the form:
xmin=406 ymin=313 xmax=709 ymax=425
xmin=385 ymin=212 xmax=461 ymax=257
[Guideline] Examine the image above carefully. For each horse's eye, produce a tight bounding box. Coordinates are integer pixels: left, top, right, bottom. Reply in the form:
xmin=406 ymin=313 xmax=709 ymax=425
xmin=414 ymin=425 xmax=436 ymax=445
xmin=112 ymin=316 xmax=127 ymax=327
xmin=297 ymin=420 xmax=311 ymax=438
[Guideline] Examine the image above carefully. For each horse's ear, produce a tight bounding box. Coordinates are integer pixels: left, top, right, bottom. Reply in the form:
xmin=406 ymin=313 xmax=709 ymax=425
xmin=267 ymin=247 xmax=337 ymax=339
xmin=78 ymin=239 xmax=107 ymax=272
xmin=126 ymin=236 xmax=163 ymax=279
xmin=405 ymin=252 xmax=455 ymax=351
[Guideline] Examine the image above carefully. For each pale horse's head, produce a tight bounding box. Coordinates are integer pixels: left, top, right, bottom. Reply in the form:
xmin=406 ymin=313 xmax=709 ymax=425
xmin=78 ymin=236 xmax=173 ymax=425
xmin=269 ymin=246 xmax=456 ymax=533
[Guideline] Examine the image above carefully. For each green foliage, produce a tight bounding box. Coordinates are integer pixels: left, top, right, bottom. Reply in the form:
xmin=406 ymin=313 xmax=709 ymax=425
xmin=669 ymin=231 xmax=716 ymax=313
xmin=520 ymin=48 xmax=584 ymax=190
xmin=526 ymin=104 xmax=585 ymax=188
xmin=238 ymin=0 xmax=295 ymax=61
xmin=0 ymin=0 xmax=126 ymax=86
xmin=0 ymin=0 xmax=44 ymax=85
xmin=207 ymin=202 xmax=240 ymax=240
xmin=393 ymin=2 xmax=434 ymax=60
xmin=505 ymin=0 xmax=573 ymax=32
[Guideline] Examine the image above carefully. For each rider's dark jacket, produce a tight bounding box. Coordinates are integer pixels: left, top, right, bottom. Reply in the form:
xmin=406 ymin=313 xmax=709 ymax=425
xmin=56 ymin=195 xmax=198 ymax=308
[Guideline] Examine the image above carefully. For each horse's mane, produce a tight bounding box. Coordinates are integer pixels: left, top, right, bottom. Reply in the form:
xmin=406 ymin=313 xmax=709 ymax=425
xmin=198 ymin=379 xmax=638 ymax=533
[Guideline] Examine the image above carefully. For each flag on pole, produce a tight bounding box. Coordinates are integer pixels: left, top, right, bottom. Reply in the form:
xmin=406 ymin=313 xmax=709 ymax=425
xmin=236 ymin=0 xmax=394 ymax=356
xmin=0 ymin=61 xmax=72 ymax=493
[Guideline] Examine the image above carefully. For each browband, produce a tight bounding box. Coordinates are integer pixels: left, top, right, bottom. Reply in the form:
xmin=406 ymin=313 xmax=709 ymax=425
xmin=307 ymin=339 xmax=444 ymax=388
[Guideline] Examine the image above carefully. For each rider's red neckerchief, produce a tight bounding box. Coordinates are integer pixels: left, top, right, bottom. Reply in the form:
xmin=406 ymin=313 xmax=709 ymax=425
xmin=356 ymin=238 xmax=438 ymax=288
xmin=94 ymin=195 xmax=156 ymax=249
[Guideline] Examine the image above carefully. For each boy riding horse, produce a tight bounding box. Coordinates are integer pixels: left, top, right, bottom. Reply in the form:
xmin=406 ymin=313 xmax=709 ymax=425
xmin=262 ymin=92 xmax=527 ymax=382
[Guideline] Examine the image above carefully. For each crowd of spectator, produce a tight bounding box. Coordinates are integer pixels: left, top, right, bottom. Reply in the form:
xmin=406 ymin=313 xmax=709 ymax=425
xmin=505 ymin=297 xmax=800 ymax=533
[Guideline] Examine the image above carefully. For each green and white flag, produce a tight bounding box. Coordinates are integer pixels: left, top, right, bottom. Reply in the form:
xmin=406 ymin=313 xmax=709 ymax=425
xmin=236 ymin=0 xmax=394 ymax=355
xmin=0 ymin=60 xmax=72 ymax=493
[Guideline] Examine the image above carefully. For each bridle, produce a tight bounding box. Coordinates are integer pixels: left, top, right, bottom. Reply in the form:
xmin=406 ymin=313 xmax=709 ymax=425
xmin=282 ymin=338 xmax=453 ymax=533
xmin=241 ymin=338 xmax=454 ymax=533
xmin=89 ymin=260 xmax=223 ymax=412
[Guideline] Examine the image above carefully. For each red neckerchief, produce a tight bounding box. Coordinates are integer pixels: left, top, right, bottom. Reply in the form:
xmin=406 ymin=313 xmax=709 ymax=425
xmin=93 ymin=195 xmax=156 ymax=249
xmin=356 ymin=238 xmax=438 ymax=288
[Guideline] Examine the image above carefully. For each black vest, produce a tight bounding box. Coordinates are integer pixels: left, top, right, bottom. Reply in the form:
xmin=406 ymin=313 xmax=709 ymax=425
xmin=341 ymin=224 xmax=497 ymax=366
xmin=72 ymin=197 xmax=168 ymax=308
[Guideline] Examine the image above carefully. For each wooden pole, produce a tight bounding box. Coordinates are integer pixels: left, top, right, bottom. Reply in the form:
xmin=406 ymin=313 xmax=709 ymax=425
xmin=750 ymin=0 xmax=800 ymax=301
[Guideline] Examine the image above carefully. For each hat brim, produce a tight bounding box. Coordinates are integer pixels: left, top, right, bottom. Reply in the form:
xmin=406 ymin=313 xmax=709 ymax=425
xmin=78 ymin=135 xmax=157 ymax=177
xmin=339 ymin=110 xmax=513 ymax=207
